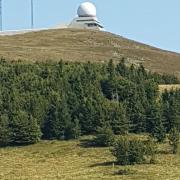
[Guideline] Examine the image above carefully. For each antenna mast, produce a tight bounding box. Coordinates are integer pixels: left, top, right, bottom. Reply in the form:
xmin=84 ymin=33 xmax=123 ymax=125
xmin=31 ymin=0 xmax=34 ymax=29
xmin=0 ymin=0 xmax=2 ymax=31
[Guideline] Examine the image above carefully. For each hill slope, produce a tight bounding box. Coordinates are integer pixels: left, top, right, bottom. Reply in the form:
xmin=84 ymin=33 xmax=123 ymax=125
xmin=0 ymin=28 xmax=180 ymax=78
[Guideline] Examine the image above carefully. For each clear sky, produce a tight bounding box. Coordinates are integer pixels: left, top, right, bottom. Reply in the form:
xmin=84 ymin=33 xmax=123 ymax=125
xmin=1 ymin=0 xmax=180 ymax=53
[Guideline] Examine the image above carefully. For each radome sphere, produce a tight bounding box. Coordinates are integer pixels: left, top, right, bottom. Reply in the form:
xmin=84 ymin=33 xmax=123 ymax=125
xmin=77 ymin=2 xmax=96 ymax=17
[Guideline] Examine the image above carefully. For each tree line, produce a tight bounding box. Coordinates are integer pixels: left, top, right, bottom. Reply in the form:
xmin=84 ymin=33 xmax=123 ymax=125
xmin=0 ymin=58 xmax=179 ymax=146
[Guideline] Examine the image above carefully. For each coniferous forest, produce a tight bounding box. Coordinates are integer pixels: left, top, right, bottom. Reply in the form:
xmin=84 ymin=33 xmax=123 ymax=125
xmin=0 ymin=58 xmax=179 ymax=146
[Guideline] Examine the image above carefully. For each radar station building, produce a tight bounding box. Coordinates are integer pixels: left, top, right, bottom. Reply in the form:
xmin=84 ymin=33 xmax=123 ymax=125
xmin=68 ymin=2 xmax=103 ymax=30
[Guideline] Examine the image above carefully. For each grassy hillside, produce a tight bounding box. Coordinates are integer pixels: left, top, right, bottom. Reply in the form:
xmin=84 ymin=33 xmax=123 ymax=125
xmin=0 ymin=29 xmax=180 ymax=78
xmin=0 ymin=136 xmax=179 ymax=180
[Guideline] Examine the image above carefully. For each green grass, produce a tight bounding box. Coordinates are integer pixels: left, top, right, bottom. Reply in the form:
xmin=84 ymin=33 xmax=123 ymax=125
xmin=0 ymin=135 xmax=179 ymax=180
xmin=0 ymin=29 xmax=180 ymax=79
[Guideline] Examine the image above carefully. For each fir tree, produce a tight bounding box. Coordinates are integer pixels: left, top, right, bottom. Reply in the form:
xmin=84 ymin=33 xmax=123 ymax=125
xmin=64 ymin=119 xmax=81 ymax=140
xmin=108 ymin=101 xmax=128 ymax=135
xmin=0 ymin=114 xmax=11 ymax=146
xmin=146 ymin=102 xmax=166 ymax=142
xmin=42 ymin=103 xmax=58 ymax=139
xmin=94 ymin=126 xmax=114 ymax=147
xmin=10 ymin=111 xmax=41 ymax=145
xmin=162 ymin=90 xmax=180 ymax=132
xmin=107 ymin=59 xmax=116 ymax=79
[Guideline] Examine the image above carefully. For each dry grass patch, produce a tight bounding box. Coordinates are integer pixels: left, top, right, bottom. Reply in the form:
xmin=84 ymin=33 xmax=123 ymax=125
xmin=159 ymin=84 xmax=180 ymax=92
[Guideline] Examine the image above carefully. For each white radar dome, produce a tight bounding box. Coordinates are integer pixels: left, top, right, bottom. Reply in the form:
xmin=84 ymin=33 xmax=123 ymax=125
xmin=77 ymin=2 xmax=97 ymax=17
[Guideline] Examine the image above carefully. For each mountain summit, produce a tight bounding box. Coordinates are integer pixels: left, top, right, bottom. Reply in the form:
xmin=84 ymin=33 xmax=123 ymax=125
xmin=0 ymin=29 xmax=179 ymax=78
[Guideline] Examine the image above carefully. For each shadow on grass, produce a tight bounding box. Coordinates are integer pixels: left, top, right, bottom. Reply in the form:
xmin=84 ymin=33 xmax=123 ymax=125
xmin=114 ymin=169 xmax=137 ymax=176
xmin=0 ymin=143 xmax=36 ymax=149
xmin=156 ymin=149 xmax=171 ymax=154
xmin=90 ymin=161 xmax=138 ymax=176
xmin=79 ymin=138 xmax=95 ymax=148
xmin=89 ymin=161 xmax=115 ymax=168
xmin=79 ymin=138 xmax=105 ymax=148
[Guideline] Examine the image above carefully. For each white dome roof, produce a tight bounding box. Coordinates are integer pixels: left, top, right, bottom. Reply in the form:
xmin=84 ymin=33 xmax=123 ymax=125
xmin=77 ymin=2 xmax=96 ymax=17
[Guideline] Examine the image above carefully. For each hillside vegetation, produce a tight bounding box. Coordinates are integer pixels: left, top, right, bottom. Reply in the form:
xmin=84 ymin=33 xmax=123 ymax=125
xmin=0 ymin=58 xmax=179 ymax=179
xmin=0 ymin=59 xmax=179 ymax=146
xmin=0 ymin=29 xmax=180 ymax=78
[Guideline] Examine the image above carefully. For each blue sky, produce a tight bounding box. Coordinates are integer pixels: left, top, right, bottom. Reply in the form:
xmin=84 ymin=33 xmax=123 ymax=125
xmin=1 ymin=0 xmax=180 ymax=52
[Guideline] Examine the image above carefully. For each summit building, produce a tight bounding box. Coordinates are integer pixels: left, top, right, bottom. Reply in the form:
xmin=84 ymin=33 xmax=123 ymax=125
xmin=68 ymin=2 xmax=103 ymax=30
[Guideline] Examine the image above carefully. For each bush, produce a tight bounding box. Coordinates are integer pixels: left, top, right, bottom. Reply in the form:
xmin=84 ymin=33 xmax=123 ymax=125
xmin=168 ymin=128 xmax=180 ymax=154
xmin=111 ymin=136 xmax=157 ymax=165
xmin=112 ymin=136 xmax=130 ymax=165
xmin=94 ymin=126 xmax=115 ymax=147
xmin=128 ymin=139 xmax=145 ymax=164
xmin=144 ymin=137 xmax=157 ymax=163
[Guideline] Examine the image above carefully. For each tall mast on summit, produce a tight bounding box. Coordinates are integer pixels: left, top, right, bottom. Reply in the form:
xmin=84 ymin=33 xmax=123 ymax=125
xmin=0 ymin=0 xmax=2 ymax=31
xmin=31 ymin=0 xmax=34 ymax=29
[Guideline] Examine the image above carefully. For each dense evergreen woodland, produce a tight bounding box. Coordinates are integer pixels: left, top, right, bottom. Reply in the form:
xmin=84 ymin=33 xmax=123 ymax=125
xmin=0 ymin=58 xmax=179 ymax=146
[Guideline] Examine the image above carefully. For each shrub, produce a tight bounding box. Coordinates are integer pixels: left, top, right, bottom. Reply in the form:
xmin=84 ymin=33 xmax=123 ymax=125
xmin=144 ymin=137 xmax=157 ymax=163
xmin=111 ymin=136 xmax=157 ymax=165
xmin=168 ymin=128 xmax=180 ymax=154
xmin=111 ymin=136 xmax=130 ymax=165
xmin=128 ymin=139 xmax=145 ymax=164
xmin=94 ymin=126 xmax=115 ymax=147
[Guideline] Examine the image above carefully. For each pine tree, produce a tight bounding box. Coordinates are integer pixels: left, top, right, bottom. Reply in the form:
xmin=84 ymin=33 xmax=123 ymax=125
xmin=146 ymin=102 xmax=166 ymax=142
xmin=112 ymin=136 xmax=146 ymax=165
xmin=112 ymin=136 xmax=130 ymax=165
xmin=116 ymin=58 xmax=128 ymax=77
xmin=94 ymin=126 xmax=114 ymax=147
xmin=108 ymin=101 xmax=128 ymax=135
xmin=107 ymin=59 xmax=115 ymax=79
xmin=43 ymin=93 xmax=72 ymax=140
xmin=162 ymin=90 xmax=180 ymax=132
xmin=0 ymin=114 xmax=11 ymax=146
xmin=42 ymin=103 xmax=57 ymax=139
xmin=64 ymin=119 xmax=81 ymax=140
xmin=28 ymin=115 xmax=42 ymax=143
xmin=168 ymin=96 xmax=180 ymax=131
xmin=10 ymin=111 xmax=41 ymax=145
xmin=162 ymin=101 xmax=171 ymax=132
xmin=79 ymin=98 xmax=96 ymax=134
xmin=56 ymin=96 xmax=72 ymax=139
xmin=130 ymin=100 xmax=146 ymax=133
